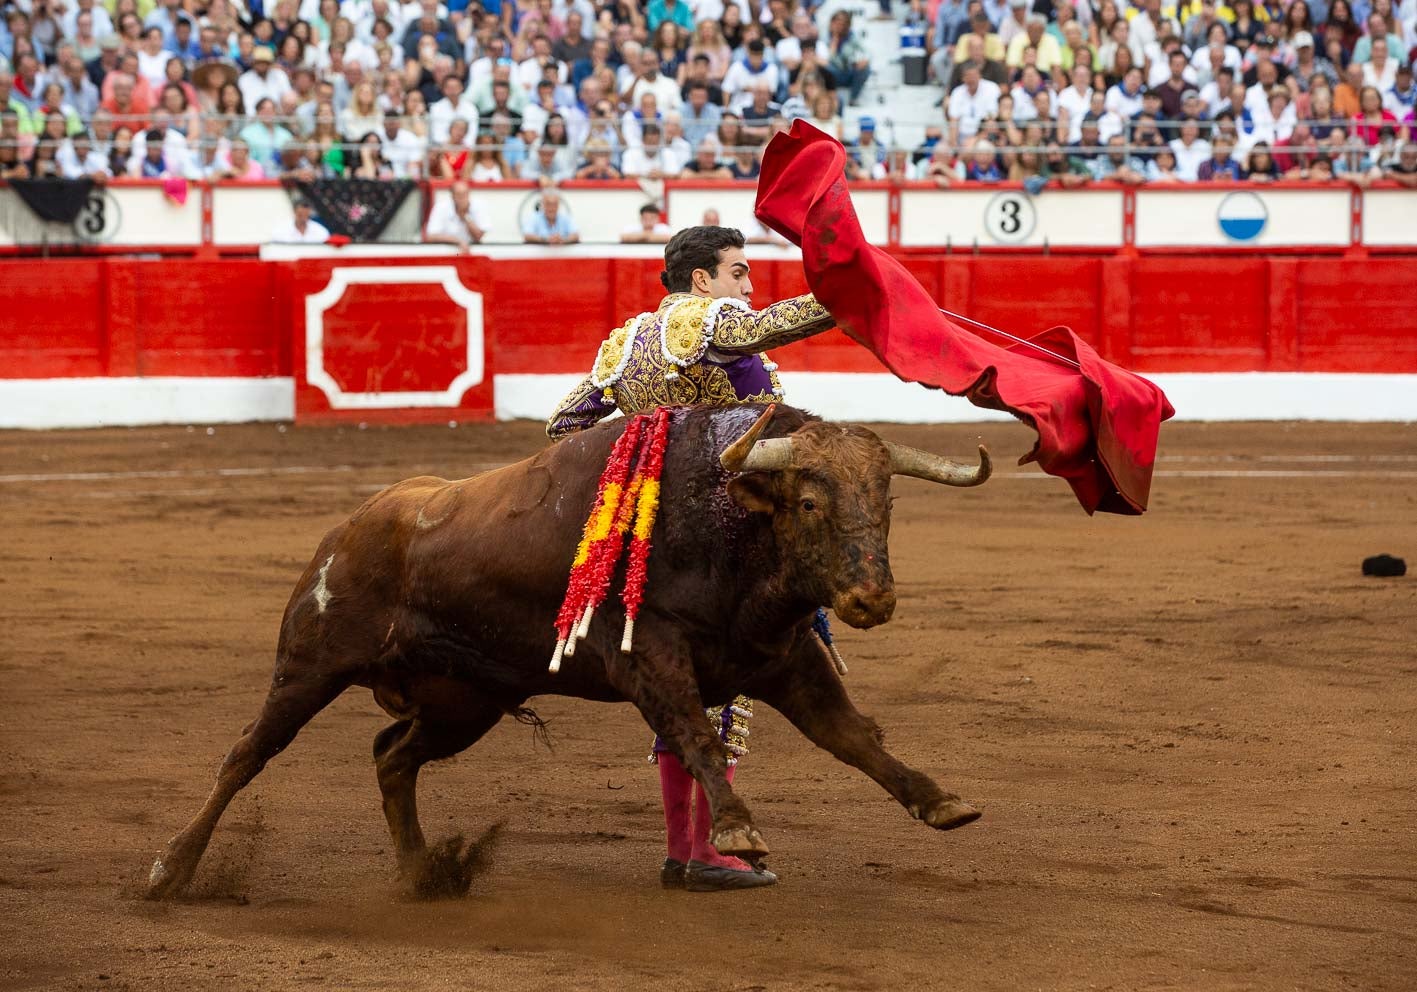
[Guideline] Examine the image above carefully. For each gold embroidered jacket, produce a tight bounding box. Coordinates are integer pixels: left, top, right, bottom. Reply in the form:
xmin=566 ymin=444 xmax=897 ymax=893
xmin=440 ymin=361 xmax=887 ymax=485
xmin=545 ymin=292 xmax=834 ymax=439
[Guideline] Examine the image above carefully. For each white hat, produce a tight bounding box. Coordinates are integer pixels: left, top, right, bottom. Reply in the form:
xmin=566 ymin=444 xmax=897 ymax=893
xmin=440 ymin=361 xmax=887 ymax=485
xmin=1292 ymin=30 xmax=1314 ymax=48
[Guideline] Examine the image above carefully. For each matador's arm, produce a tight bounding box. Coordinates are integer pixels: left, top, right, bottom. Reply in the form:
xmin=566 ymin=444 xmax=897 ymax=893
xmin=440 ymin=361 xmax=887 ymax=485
xmin=546 ymin=374 xmax=616 ymax=440
xmin=710 ymin=293 xmax=836 ymax=355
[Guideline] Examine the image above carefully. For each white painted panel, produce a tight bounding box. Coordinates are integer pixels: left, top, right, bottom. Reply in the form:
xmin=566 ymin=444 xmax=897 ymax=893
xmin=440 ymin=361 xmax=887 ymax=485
xmin=1135 ymin=189 xmax=1351 ymax=247
xmin=899 ymin=189 xmax=1123 ymax=247
xmin=7 ymin=372 xmax=1417 ymax=428
xmin=0 ymin=377 xmax=294 ymax=428
xmin=108 ymin=186 xmax=204 ymax=245
xmin=212 ymin=185 xmax=299 ymax=245
xmin=1362 ymin=190 xmax=1417 ymax=246
xmin=665 ymin=187 xmax=889 ymax=245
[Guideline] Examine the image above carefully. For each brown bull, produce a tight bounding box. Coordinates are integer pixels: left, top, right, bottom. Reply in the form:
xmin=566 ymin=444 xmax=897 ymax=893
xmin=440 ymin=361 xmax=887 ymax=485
xmin=147 ymin=403 xmax=991 ymax=899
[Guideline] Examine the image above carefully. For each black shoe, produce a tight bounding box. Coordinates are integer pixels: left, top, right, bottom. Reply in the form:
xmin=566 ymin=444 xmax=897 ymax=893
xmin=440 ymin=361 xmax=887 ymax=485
xmin=684 ymin=860 xmax=778 ymax=892
xmin=661 ymin=857 xmax=687 ymax=889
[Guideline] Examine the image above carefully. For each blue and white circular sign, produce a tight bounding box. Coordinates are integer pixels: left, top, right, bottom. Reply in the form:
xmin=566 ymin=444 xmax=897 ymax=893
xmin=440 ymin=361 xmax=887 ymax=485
xmin=1216 ymin=192 xmax=1268 ymax=242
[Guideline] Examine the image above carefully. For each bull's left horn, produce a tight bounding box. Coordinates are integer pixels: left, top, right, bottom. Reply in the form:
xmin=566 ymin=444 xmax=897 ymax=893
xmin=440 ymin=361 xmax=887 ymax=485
xmin=887 ymin=442 xmax=992 ymax=487
xmin=720 ymin=404 xmax=796 ymax=473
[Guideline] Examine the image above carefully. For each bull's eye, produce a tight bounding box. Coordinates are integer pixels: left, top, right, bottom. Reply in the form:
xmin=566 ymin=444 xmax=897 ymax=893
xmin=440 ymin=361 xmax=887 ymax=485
xmin=800 ymin=498 xmax=816 ymax=513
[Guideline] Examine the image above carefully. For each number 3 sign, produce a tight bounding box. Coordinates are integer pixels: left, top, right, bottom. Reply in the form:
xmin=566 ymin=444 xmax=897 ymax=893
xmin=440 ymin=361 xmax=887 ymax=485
xmin=983 ymin=192 xmax=1037 ymax=244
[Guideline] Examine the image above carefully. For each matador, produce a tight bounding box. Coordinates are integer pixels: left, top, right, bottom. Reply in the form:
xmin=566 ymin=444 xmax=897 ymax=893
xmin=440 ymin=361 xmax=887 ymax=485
xmin=546 ymin=225 xmax=838 ymax=892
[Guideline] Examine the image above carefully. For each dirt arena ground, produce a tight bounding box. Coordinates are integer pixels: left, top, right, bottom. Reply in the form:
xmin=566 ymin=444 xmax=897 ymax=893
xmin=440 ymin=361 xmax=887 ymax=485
xmin=2 ymin=416 xmax=1414 ymax=992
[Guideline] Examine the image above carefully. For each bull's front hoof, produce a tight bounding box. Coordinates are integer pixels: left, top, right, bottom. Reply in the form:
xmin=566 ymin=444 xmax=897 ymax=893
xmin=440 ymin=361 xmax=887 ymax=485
xmin=710 ymin=824 xmax=770 ymax=858
xmin=145 ymin=849 xmax=193 ymax=900
xmin=910 ymin=798 xmax=982 ymax=831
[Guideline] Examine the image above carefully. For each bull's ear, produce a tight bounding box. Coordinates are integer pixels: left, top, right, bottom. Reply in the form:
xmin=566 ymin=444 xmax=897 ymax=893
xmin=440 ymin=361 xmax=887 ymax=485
xmin=727 ymin=473 xmax=777 ymax=514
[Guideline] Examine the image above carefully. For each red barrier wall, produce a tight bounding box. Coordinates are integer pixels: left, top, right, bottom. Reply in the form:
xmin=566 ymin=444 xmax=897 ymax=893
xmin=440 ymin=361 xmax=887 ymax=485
xmin=3 ymin=255 xmax=1416 ymax=381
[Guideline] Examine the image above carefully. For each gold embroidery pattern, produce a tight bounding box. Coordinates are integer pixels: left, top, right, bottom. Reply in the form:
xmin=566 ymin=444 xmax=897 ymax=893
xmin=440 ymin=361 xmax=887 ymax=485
xmin=661 ymin=296 xmax=713 ymax=364
xmin=712 ymin=293 xmax=835 ymax=354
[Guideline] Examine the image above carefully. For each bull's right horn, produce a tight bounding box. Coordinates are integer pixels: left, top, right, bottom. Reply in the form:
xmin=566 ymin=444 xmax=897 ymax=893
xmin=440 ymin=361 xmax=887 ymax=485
xmin=720 ymin=404 xmax=797 ymax=473
xmin=887 ymin=441 xmax=992 ymax=487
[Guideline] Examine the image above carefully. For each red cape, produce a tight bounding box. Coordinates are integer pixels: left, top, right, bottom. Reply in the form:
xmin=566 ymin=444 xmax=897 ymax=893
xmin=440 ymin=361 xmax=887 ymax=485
xmin=754 ymin=122 xmax=1175 ymax=515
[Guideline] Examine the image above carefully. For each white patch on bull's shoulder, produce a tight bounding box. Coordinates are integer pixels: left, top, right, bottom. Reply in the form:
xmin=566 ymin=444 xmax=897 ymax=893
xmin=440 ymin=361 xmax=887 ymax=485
xmin=313 ymin=554 xmax=335 ymax=613
xmin=415 ymin=506 xmax=445 ymax=530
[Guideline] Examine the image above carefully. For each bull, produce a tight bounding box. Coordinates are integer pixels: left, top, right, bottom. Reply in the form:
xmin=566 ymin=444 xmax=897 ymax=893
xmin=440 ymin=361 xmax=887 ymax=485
xmin=146 ymin=403 xmax=991 ymax=899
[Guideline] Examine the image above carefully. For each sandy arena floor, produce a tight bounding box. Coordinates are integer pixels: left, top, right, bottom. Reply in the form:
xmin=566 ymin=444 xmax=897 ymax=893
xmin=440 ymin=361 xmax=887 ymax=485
xmin=1 ymin=417 xmax=1414 ymax=992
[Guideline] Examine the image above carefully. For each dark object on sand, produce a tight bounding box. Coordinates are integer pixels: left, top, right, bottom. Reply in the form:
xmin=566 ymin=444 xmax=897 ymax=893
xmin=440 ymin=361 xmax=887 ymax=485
xmin=1362 ymin=554 xmax=1407 ymax=577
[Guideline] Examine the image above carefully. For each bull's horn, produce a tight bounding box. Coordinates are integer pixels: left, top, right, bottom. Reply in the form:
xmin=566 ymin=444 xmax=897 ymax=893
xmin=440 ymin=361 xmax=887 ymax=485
xmin=720 ymin=404 xmax=796 ymax=473
xmin=887 ymin=441 xmax=992 ymax=487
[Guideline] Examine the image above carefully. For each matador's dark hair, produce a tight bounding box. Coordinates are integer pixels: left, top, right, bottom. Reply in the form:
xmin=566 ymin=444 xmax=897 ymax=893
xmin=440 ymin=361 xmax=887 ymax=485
xmin=661 ymin=225 xmax=746 ymax=293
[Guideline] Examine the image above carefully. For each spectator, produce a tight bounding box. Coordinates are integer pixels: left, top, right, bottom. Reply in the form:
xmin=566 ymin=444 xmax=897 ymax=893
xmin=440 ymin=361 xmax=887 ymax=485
xmin=520 ymin=141 xmax=571 ymax=185
xmin=661 ymin=113 xmax=693 ymax=169
xmin=136 ymin=26 xmax=173 ymax=94
xmin=1353 ymin=86 xmax=1401 ymax=144
xmin=469 ymin=132 xmax=508 ymax=182
xmin=239 ymin=97 xmax=293 ymax=171
xmin=1105 ymin=66 xmax=1147 ymax=120
xmin=621 ymin=202 xmax=672 ymax=243
xmin=825 ymin=12 xmax=871 ymax=107
xmin=105 ymin=125 xmax=134 ymax=177
xmin=238 ymin=46 xmax=292 ymax=112
xmin=271 ymin=196 xmax=331 ymax=243
xmin=428 ymin=75 xmax=478 ymax=144
xmin=681 ymin=78 xmax=722 ymax=147
xmin=1146 ymin=145 xmax=1182 ymax=182
xmin=687 ymin=21 xmax=732 ymax=84
xmin=948 ymin=34 xmax=1006 ymax=90
xmin=626 ymin=47 xmax=683 ymax=113
xmin=1244 ymin=140 xmax=1279 ymax=182
xmin=722 ymin=39 xmax=779 ymax=113
xmin=214 ymin=136 xmax=266 ymax=179
xmin=1361 ymin=38 xmax=1398 ymax=92
xmin=807 ymin=90 xmax=842 ymax=140
xmin=1008 ymin=14 xmax=1063 ymax=74
xmin=648 ymin=0 xmax=693 ymax=35
xmin=1169 ymin=116 xmax=1212 ymax=179
xmin=430 ymin=120 xmax=476 ymax=182
xmin=679 ymin=136 xmax=732 ymax=178
xmin=522 ymin=190 xmax=579 ymax=244
xmin=575 ymin=137 xmax=623 ymax=179
xmin=1333 ymin=62 xmax=1364 ymax=117
xmin=920 ymin=139 xmax=964 ymax=184
xmin=1056 ymin=62 xmax=1092 ymax=143
xmin=953 ymin=11 xmax=1004 ymax=67
xmin=352 ymin=131 xmax=392 ymax=178
xmin=947 ymin=61 xmax=1001 ymax=142
xmin=58 ymin=130 xmax=109 ymax=177
xmin=727 ymin=144 xmax=760 ymax=179
xmin=379 ymin=114 xmax=425 ymax=177
xmin=1197 ymin=132 xmax=1245 ymax=179
xmin=1385 ymin=65 xmax=1415 ymax=120
xmin=622 ymin=122 xmax=676 ymax=178
xmin=1046 ymin=140 xmax=1093 ymax=186
xmin=101 ymin=73 xmax=152 ymax=131
xmin=1383 ymin=141 xmax=1417 ymax=186
xmin=308 ymin=104 xmax=346 ymax=176
xmin=339 ymin=79 xmax=384 ymax=140
xmin=426 ymin=180 xmax=491 ymax=249
xmin=1092 ymin=133 xmax=1147 ymax=182
xmin=963 ymin=138 xmax=1004 ymax=180
xmin=876 ymin=145 xmax=914 ymax=181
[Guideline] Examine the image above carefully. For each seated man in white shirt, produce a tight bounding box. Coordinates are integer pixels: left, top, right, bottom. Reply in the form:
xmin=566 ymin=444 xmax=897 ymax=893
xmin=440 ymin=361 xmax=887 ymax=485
xmin=424 ymin=180 xmax=492 ymax=249
xmin=379 ymin=115 xmax=427 ymax=178
xmin=946 ymin=62 xmax=1001 ymax=143
xmin=271 ymin=197 xmax=331 ymax=244
xmin=620 ymin=203 xmax=672 ymax=244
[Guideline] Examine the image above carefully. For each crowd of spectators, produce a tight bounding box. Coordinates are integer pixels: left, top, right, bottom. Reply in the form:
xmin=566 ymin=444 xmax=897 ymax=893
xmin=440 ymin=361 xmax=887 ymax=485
xmin=0 ymin=0 xmax=1412 ymax=192
xmin=919 ymin=0 xmax=1417 ymax=185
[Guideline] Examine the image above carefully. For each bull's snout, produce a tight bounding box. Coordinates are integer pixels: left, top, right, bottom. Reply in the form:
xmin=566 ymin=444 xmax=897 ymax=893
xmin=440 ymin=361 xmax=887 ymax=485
xmin=833 ymin=581 xmax=896 ymax=630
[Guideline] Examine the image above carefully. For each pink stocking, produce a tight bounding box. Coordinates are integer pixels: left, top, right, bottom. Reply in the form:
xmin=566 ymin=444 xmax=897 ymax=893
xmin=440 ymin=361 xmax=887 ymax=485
xmin=690 ymin=763 xmax=752 ymax=870
xmin=657 ymin=752 xmax=694 ymax=863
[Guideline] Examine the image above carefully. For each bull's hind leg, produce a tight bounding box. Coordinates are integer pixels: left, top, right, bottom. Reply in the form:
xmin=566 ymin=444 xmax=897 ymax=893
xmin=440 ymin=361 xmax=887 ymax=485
xmin=146 ymin=671 xmax=350 ymax=899
xmin=373 ymin=703 xmax=505 ymax=896
xmin=754 ymin=634 xmax=980 ymax=832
